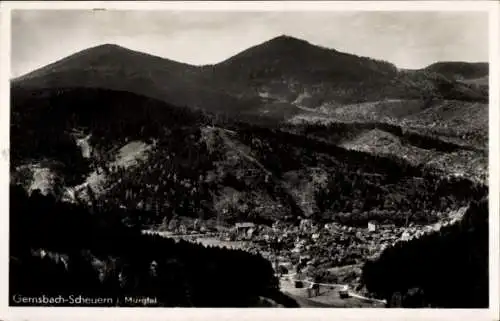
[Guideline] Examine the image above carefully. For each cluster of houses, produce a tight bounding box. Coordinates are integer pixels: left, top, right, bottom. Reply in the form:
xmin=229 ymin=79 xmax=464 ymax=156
xmin=158 ymin=207 xmax=468 ymax=289
xmin=250 ymin=210 xmax=467 ymax=276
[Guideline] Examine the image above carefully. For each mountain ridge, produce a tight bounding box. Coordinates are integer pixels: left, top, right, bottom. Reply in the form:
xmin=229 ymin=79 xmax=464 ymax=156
xmin=12 ymin=35 xmax=489 ymax=81
xmin=10 ymin=34 xmax=490 ymax=185
xmin=12 ymin=35 xmax=488 ymax=113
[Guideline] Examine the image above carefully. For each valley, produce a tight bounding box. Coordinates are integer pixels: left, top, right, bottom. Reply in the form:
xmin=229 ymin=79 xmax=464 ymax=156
xmin=9 ymin=34 xmax=489 ymax=308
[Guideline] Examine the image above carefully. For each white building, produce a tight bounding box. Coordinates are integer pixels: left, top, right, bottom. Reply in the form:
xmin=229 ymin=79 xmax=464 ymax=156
xmin=368 ymin=221 xmax=377 ymax=232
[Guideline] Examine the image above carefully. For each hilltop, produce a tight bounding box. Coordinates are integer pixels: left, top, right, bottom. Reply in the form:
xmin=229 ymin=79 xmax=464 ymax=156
xmin=424 ymin=61 xmax=488 ymax=81
xmin=11 ymin=44 xmax=257 ymax=117
xmin=12 ymin=36 xmax=488 ymax=119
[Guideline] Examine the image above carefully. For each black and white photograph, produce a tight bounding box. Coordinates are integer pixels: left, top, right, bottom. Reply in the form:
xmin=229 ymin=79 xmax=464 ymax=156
xmin=1 ymin=1 xmax=499 ymax=319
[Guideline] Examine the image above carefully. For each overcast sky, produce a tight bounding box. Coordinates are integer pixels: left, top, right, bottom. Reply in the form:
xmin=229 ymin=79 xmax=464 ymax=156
xmin=11 ymin=10 xmax=489 ymax=78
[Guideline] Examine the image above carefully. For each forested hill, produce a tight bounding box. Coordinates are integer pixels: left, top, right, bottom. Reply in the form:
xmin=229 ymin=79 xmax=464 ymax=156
xmin=423 ymin=62 xmax=488 ymax=81
xmin=10 ymin=184 xmax=294 ymax=307
xmin=11 ymin=37 xmax=488 ymax=193
xmin=12 ymin=36 xmax=487 ymax=120
xmin=361 ymin=197 xmax=488 ymax=308
xmin=10 ymin=86 xmax=487 ymax=227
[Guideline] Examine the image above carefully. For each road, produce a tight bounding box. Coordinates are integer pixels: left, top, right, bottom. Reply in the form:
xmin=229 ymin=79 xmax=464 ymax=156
xmin=145 ymin=229 xmax=386 ymax=307
xmin=279 ymin=275 xmax=385 ymax=308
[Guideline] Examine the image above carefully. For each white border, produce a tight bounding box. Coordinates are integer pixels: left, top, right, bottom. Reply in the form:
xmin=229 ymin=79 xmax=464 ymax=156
xmin=488 ymin=3 xmax=500 ymax=321
xmin=0 ymin=2 xmax=498 ymax=321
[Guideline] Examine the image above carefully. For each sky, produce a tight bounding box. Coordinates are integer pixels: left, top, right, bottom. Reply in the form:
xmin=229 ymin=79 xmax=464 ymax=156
xmin=11 ymin=10 xmax=489 ymax=78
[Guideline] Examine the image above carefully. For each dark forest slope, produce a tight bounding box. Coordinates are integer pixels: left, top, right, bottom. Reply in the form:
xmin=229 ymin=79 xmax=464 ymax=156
xmin=10 ymin=184 xmax=290 ymax=307
xmin=361 ymin=198 xmax=488 ymax=308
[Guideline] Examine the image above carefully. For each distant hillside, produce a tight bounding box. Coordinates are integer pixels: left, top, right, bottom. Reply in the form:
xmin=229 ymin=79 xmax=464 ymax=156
xmin=10 ymin=86 xmax=210 ymax=189
xmin=290 ymin=98 xmax=488 ymax=149
xmin=11 ymin=44 xmax=259 ymax=118
xmin=87 ymin=118 xmax=486 ymax=227
xmin=424 ymin=62 xmax=488 ymax=81
xmin=10 ymin=84 xmax=487 ymax=228
xmin=281 ymin=120 xmax=487 ymax=183
xmin=206 ymin=35 xmax=398 ymax=103
xmin=10 ymin=35 xmax=489 ymax=225
xmin=206 ymin=35 xmax=487 ymax=107
xmin=12 ymin=36 xmax=488 ymax=122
